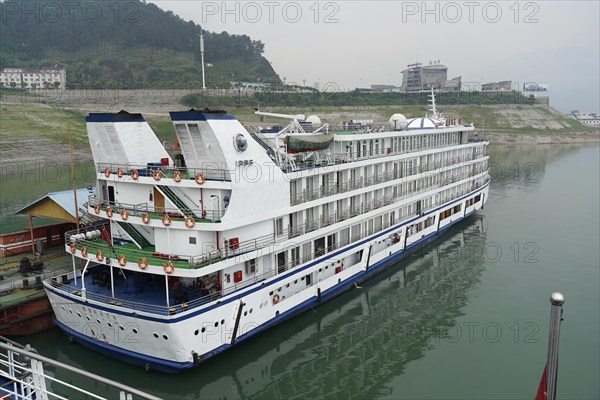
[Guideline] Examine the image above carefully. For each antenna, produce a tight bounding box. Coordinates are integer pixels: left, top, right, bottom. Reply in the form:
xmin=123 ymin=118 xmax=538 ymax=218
xmin=428 ymin=87 xmax=439 ymax=119
xmin=200 ymin=30 xmax=206 ymax=90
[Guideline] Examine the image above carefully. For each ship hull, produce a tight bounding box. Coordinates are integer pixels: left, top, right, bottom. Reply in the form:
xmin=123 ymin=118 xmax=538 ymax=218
xmin=47 ymin=184 xmax=487 ymax=373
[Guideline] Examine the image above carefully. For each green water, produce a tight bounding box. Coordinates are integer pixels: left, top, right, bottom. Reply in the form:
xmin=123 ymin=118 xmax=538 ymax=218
xmin=16 ymin=144 xmax=600 ymax=399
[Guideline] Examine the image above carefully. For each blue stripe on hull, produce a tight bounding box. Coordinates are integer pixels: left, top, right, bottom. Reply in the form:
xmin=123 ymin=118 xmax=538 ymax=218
xmin=54 ymin=210 xmax=478 ymax=373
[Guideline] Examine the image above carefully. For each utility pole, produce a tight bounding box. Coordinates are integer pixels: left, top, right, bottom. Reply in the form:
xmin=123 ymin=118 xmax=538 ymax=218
xmin=200 ymin=30 xmax=206 ymax=90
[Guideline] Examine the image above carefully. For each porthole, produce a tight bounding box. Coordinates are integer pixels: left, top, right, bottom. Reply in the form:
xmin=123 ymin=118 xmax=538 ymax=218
xmin=214 ymin=322 xmax=218 ymax=327
xmin=249 ymin=308 xmax=253 ymax=314
xmin=221 ymin=319 xmax=225 ymax=325
xmin=77 ymin=312 xmax=81 ymax=318
xmin=119 ymin=325 xmax=124 ymax=331
xmin=286 ymin=283 xmax=290 ymax=288
xmin=133 ymin=328 xmax=138 ymax=334
xmin=107 ymin=322 xmax=112 ymax=328
xmin=278 ymin=288 xmax=281 ymax=292
xmin=163 ymin=335 xmax=168 ymax=340
xmin=61 ymin=305 xmax=66 ymax=310
xmin=96 ymin=319 xmax=101 ymax=324
xmin=244 ymin=311 xmax=247 ymax=316
xmin=194 ymin=329 xmax=199 ymax=336
xmin=153 ymin=333 xmax=159 ymax=338
xmin=86 ymin=315 xmax=91 ymax=321
xmin=69 ymin=309 xmax=73 ymax=314
xmin=201 ymin=327 xmax=206 ymax=333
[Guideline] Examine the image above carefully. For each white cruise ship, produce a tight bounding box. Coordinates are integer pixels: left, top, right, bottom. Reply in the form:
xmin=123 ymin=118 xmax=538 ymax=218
xmin=44 ymin=93 xmax=490 ymax=373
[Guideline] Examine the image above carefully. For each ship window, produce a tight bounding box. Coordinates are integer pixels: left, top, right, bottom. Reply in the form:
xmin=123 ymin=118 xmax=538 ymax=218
xmin=249 ymin=308 xmax=253 ymax=314
xmin=244 ymin=311 xmax=248 ymax=316
xmin=153 ymin=333 xmax=159 ymax=338
xmin=77 ymin=312 xmax=81 ymax=318
xmin=214 ymin=322 xmax=218 ymax=327
xmin=119 ymin=325 xmax=124 ymax=331
xmin=189 ymin=237 xmax=197 ymax=244
xmin=201 ymin=327 xmax=206 ymax=333
xmin=163 ymin=335 xmax=169 ymax=340
xmin=194 ymin=329 xmax=199 ymax=336
xmin=133 ymin=328 xmax=138 ymax=334
xmin=107 ymin=322 xmax=112 ymax=327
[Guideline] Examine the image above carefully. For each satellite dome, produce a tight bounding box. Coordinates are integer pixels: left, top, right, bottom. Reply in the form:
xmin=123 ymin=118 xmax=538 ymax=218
xmin=406 ymin=117 xmax=438 ymax=130
xmin=306 ymin=115 xmax=322 ymax=127
xmin=389 ymin=113 xmax=407 ymax=131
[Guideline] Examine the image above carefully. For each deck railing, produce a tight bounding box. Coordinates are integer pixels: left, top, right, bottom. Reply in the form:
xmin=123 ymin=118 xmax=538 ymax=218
xmin=47 ymin=266 xmax=279 ymax=316
xmin=88 ymin=195 xmax=226 ymax=222
xmin=96 ymin=161 xmax=231 ymax=182
xmin=0 ymin=336 xmax=158 ymax=400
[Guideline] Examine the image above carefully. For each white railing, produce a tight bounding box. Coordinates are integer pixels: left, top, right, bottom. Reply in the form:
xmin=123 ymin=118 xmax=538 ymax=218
xmin=0 ymin=337 xmax=159 ymax=400
xmin=96 ymin=162 xmax=231 ymax=182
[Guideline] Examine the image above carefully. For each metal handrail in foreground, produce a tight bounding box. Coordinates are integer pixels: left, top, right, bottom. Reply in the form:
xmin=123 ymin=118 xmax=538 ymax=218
xmin=0 ymin=337 xmax=160 ymax=400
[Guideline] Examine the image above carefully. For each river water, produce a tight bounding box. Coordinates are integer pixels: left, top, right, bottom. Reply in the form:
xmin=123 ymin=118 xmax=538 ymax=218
xmin=15 ymin=144 xmax=600 ymax=399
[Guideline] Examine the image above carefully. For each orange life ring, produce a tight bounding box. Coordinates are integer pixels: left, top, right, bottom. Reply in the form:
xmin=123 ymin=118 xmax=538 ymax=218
xmin=141 ymin=212 xmax=150 ymax=224
xmin=116 ymin=167 xmax=124 ymax=178
xmin=96 ymin=249 xmax=104 ymax=262
xmin=138 ymin=258 xmax=148 ymax=270
xmin=185 ymin=216 xmax=195 ymax=228
xmin=194 ymin=173 xmax=205 ymax=185
xmin=106 ymin=207 xmax=113 ymax=218
xmin=70 ymin=243 xmax=76 ymax=254
xmin=104 ymin=167 xmax=111 ymax=177
xmin=161 ymin=214 xmax=171 ymax=226
xmin=163 ymin=261 xmax=174 ymax=274
xmin=152 ymin=169 xmax=162 ymax=181
xmin=130 ymin=169 xmax=139 ymax=180
xmin=120 ymin=209 xmax=129 ymax=221
xmin=272 ymin=294 xmax=280 ymax=304
xmin=173 ymin=170 xmax=183 ymax=183
xmin=94 ymin=204 xmax=101 ymax=214
xmin=117 ymin=254 xmax=127 ymax=266
xmin=81 ymin=246 xmax=88 ymax=257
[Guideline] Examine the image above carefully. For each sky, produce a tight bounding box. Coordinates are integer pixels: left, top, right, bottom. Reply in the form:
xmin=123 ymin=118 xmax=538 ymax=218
xmin=149 ymin=1 xmax=600 ymax=112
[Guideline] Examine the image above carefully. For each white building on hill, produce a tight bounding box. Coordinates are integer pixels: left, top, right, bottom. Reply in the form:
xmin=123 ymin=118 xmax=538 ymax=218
xmin=0 ymin=65 xmax=66 ymax=90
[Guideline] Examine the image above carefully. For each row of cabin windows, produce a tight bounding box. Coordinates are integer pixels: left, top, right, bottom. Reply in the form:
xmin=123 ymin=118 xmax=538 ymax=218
xmin=289 ymin=161 xmax=488 ymax=230
xmin=291 ymin=144 xmax=486 ymax=200
xmin=341 ymin=131 xmax=465 ymax=159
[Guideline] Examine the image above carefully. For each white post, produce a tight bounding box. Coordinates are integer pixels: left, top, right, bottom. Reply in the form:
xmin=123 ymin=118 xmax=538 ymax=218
xmin=165 ymin=275 xmax=170 ymax=307
xmin=546 ymin=292 xmax=565 ymax=400
xmin=110 ymin=265 xmax=115 ymax=299
xmin=200 ymin=30 xmax=206 ymax=90
xmin=72 ymin=254 xmax=77 ymax=285
xmin=80 ymin=259 xmax=90 ymax=299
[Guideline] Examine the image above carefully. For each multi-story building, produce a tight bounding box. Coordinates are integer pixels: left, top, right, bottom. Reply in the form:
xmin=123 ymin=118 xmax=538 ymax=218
xmin=0 ymin=65 xmax=66 ymax=90
xmin=401 ymin=61 xmax=448 ymax=91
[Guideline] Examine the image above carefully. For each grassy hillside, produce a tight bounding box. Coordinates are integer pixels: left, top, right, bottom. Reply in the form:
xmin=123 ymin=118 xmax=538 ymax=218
xmin=0 ymin=0 xmax=280 ymax=88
